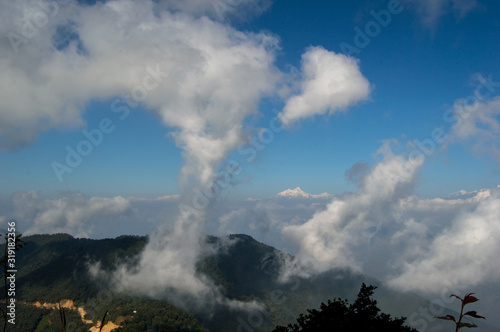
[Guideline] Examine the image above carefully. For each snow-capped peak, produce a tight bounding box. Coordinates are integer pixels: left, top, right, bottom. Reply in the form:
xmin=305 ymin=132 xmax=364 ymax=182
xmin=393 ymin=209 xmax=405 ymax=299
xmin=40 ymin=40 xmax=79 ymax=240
xmin=276 ymin=187 xmax=331 ymax=199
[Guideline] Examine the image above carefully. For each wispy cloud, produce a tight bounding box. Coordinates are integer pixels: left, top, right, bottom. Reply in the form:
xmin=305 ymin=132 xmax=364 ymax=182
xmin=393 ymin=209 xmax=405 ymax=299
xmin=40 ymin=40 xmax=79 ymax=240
xmin=127 ymin=195 xmax=180 ymax=202
xmin=448 ymin=96 xmax=500 ymax=163
xmin=155 ymin=0 xmax=273 ymax=22
xmin=410 ymin=0 xmax=478 ymax=26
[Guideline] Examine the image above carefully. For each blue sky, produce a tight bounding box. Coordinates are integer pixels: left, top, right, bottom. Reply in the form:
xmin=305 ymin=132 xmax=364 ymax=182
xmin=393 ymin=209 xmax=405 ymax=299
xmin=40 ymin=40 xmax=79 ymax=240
xmin=2 ymin=0 xmax=500 ymax=325
xmin=1 ymin=0 xmax=499 ymax=201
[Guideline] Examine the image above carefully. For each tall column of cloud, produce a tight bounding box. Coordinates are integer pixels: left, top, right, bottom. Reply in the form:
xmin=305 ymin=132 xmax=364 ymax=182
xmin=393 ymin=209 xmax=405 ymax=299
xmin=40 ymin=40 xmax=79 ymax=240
xmin=77 ymin=0 xmax=279 ymax=311
xmin=0 ymin=0 xmax=279 ymax=311
xmin=0 ymin=0 xmax=375 ymax=312
xmin=0 ymin=0 xmax=280 ymax=186
xmin=279 ymin=46 xmax=371 ymax=126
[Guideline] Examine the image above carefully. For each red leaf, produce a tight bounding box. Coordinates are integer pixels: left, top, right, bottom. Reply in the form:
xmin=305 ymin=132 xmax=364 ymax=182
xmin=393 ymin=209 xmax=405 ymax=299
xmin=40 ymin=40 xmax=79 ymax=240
xmin=464 ymin=311 xmax=485 ymax=319
xmin=450 ymin=294 xmax=463 ymax=301
xmin=463 ymin=293 xmax=479 ymax=306
xmin=458 ymin=322 xmax=477 ymax=329
xmin=435 ymin=315 xmax=456 ymax=322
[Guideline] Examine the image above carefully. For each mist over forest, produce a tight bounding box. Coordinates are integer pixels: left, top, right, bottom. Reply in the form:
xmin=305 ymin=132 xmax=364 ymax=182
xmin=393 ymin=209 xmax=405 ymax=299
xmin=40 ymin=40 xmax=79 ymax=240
xmin=1 ymin=0 xmax=499 ymax=331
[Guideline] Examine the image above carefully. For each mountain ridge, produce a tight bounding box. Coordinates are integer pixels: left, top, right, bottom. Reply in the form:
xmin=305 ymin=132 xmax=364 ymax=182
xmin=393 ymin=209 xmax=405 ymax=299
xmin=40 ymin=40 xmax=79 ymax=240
xmin=1 ymin=232 xmax=490 ymax=331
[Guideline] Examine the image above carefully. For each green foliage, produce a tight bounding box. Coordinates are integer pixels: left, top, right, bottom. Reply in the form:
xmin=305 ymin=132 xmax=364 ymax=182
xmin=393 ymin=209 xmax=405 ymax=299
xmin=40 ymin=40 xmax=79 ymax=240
xmin=0 ymin=302 xmax=47 ymax=332
xmin=3 ymin=232 xmax=480 ymax=332
xmin=272 ymin=283 xmax=418 ymax=332
xmin=35 ymin=307 xmax=90 ymax=332
xmin=0 ymin=233 xmax=207 ymax=331
xmin=0 ymin=304 xmax=90 ymax=332
xmin=435 ymin=293 xmax=485 ymax=331
xmin=113 ymin=297 xmax=209 ymax=332
xmin=12 ymin=234 xmax=148 ymax=303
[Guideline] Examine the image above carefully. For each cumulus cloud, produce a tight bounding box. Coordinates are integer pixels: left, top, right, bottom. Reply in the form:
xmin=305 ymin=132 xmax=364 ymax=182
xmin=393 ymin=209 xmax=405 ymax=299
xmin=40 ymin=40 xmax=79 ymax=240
xmin=447 ymin=96 xmax=500 ymax=163
xmin=281 ymin=140 xmax=423 ymax=277
xmin=0 ymin=0 xmax=375 ymax=313
xmin=388 ymin=187 xmax=500 ymax=293
xmin=278 ymin=139 xmax=500 ymax=298
xmin=279 ymin=46 xmax=371 ymax=126
xmin=5 ymin=191 xmax=131 ymax=238
xmin=0 ymin=0 xmax=280 ymax=187
xmin=0 ymin=0 xmax=278 ymax=312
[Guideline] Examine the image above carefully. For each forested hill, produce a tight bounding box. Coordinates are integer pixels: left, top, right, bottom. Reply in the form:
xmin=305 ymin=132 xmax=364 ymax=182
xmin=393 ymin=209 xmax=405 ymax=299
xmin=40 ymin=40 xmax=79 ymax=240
xmin=1 ymin=233 xmax=208 ymax=331
xmin=0 ymin=233 xmax=474 ymax=331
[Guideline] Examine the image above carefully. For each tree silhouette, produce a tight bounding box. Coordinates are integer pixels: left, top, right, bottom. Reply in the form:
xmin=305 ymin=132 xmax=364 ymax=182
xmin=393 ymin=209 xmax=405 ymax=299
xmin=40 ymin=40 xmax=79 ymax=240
xmin=272 ymin=283 xmax=418 ymax=332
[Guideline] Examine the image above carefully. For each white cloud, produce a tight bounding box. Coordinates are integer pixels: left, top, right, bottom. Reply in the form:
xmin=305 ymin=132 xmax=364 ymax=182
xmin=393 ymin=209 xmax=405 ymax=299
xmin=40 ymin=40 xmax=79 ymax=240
xmin=281 ymin=140 xmax=423 ymax=276
xmin=279 ymin=46 xmax=371 ymax=126
xmin=276 ymin=139 xmax=500 ymax=298
xmin=112 ymin=223 xmax=217 ymax=310
xmin=0 ymin=0 xmax=280 ymax=187
xmin=0 ymin=0 xmax=376 ymax=313
xmin=110 ymin=210 xmax=263 ymax=313
xmin=0 ymin=1 xmax=374 ymax=186
xmin=388 ymin=187 xmax=500 ymax=293
xmin=7 ymin=191 xmax=131 ymax=238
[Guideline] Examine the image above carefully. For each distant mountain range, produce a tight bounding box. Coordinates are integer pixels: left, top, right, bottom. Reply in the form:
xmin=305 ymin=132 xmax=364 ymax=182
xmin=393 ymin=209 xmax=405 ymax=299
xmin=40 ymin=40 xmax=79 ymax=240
xmin=0 ymin=233 xmax=493 ymax=331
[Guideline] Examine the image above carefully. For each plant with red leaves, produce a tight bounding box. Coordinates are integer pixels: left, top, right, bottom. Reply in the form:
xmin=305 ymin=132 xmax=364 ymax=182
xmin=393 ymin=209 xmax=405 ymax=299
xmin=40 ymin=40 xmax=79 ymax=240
xmin=435 ymin=293 xmax=485 ymax=331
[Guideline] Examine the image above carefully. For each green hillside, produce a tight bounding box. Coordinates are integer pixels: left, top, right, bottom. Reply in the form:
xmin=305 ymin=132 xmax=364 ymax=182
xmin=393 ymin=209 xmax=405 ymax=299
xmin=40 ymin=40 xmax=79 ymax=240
xmin=0 ymin=233 xmax=482 ymax=331
xmin=0 ymin=234 xmax=207 ymax=331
